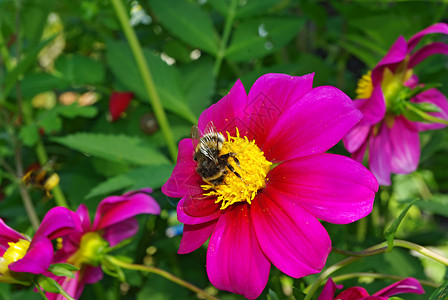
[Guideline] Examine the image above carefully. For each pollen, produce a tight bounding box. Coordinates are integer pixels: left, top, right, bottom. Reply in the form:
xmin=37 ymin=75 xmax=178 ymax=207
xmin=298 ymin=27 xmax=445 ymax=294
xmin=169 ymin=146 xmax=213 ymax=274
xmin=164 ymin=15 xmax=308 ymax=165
xmin=202 ymin=128 xmax=271 ymax=210
xmin=355 ymin=70 xmax=373 ymax=99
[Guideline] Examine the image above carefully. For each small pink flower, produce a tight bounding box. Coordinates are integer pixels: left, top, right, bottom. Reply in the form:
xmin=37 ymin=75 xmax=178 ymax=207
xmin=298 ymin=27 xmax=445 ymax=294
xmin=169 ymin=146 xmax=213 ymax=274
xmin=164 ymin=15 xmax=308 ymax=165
xmin=0 ymin=207 xmax=80 ymax=285
xmin=343 ymin=23 xmax=448 ymax=185
xmin=318 ymin=277 xmax=425 ymax=300
xmin=48 ymin=189 xmax=160 ymax=299
xmin=162 ymin=73 xmax=379 ymax=299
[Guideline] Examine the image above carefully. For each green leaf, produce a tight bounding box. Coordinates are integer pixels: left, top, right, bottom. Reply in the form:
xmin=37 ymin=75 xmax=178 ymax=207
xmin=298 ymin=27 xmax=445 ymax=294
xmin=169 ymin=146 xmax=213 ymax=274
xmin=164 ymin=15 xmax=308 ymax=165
xmin=225 ymin=17 xmax=304 ymax=61
xmin=267 ymin=289 xmax=280 ymax=300
xmin=55 ymin=54 xmax=105 ymax=85
xmin=411 ymin=101 xmax=441 ymax=113
xmin=51 ymin=133 xmax=170 ymax=166
xmin=85 ymin=164 xmax=174 ymax=199
xmin=19 ymin=72 xmax=69 ymax=99
xmin=36 ymin=276 xmax=60 ymax=293
xmin=429 ymin=278 xmax=448 ymax=300
xmin=48 ymin=263 xmax=78 ymax=278
xmin=56 ymin=103 xmax=98 ymax=118
xmin=235 ymin=0 xmax=283 ymax=18
xmin=19 ymin=124 xmax=39 ymax=146
xmin=38 ymin=111 xmax=62 ymax=133
xmin=414 ymin=194 xmax=448 ymax=218
xmin=150 ymin=0 xmax=219 ymax=55
xmin=106 ymin=40 xmax=197 ymax=123
xmin=384 ymin=199 xmax=419 ymax=250
xmin=402 ymin=107 xmax=427 ymax=122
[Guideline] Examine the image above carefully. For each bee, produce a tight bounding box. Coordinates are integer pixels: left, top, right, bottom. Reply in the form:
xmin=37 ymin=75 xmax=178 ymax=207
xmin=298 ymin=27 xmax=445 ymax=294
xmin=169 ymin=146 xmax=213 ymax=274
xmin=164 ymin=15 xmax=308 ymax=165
xmin=191 ymin=122 xmax=243 ymax=186
xmin=22 ymin=161 xmax=60 ymax=198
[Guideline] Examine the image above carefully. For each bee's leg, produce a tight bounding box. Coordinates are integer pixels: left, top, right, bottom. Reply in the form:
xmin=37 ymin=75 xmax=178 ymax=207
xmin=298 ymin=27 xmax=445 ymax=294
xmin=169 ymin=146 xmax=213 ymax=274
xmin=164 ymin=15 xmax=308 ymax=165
xmin=221 ymin=152 xmax=241 ymax=167
xmin=224 ymin=161 xmax=243 ymax=180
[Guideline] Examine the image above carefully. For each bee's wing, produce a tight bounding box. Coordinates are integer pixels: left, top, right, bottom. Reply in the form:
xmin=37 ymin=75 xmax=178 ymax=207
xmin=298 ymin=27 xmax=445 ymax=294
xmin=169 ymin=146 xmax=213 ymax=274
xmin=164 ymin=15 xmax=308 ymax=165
xmin=190 ymin=125 xmax=201 ymax=150
xmin=203 ymin=121 xmax=218 ymax=136
xmin=200 ymin=122 xmax=221 ymax=163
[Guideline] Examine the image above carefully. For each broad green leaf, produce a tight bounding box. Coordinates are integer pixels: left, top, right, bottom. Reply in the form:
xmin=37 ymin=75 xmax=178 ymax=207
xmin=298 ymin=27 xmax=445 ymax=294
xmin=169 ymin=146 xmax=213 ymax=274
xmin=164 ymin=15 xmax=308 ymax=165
xmin=19 ymin=72 xmax=69 ymax=99
xmin=85 ymin=164 xmax=173 ymax=199
xmin=150 ymin=0 xmax=219 ymax=55
xmin=384 ymin=199 xmax=418 ymax=250
xmin=339 ymin=40 xmax=379 ymax=69
xmin=415 ymin=194 xmax=448 ymax=218
xmin=235 ymin=0 xmax=283 ymax=18
xmin=429 ymin=278 xmax=448 ymax=300
xmin=226 ymin=17 xmax=304 ymax=61
xmin=38 ymin=111 xmax=62 ymax=133
xmin=267 ymin=289 xmax=280 ymax=300
xmin=52 ymin=133 xmax=170 ymax=166
xmin=106 ymin=40 xmax=197 ymax=123
xmin=178 ymin=58 xmax=214 ymax=118
xmin=48 ymin=263 xmax=78 ymax=278
xmin=55 ymin=54 xmax=105 ymax=85
xmin=36 ymin=276 xmax=60 ymax=293
xmin=19 ymin=124 xmax=39 ymax=147
xmin=56 ymin=103 xmax=98 ymax=118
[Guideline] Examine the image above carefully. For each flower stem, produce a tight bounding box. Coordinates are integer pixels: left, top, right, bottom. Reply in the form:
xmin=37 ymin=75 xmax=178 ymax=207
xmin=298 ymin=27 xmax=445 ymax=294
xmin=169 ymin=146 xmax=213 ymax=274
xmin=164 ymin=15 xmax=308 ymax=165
xmin=213 ymin=0 xmax=237 ymax=77
xmin=331 ymin=272 xmax=439 ymax=289
xmin=110 ymin=0 xmax=177 ymax=162
xmin=305 ymin=240 xmax=448 ymax=299
xmin=107 ymin=256 xmax=219 ymax=300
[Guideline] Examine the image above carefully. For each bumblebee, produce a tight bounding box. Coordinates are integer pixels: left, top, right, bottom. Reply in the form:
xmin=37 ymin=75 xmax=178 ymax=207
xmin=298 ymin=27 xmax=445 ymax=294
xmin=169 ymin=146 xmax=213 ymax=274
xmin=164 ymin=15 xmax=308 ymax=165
xmin=191 ymin=122 xmax=242 ymax=186
xmin=22 ymin=162 xmax=60 ymax=198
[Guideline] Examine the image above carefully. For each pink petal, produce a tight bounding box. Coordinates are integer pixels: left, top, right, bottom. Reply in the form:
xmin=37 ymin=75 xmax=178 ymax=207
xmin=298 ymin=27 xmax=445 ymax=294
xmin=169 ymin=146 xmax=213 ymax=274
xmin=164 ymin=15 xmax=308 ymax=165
xmin=206 ymin=205 xmax=270 ymax=299
xmin=369 ymin=123 xmax=392 ymax=186
xmin=177 ymin=196 xmax=221 ymax=225
xmin=371 ymin=36 xmax=407 ymax=85
xmin=263 ymin=86 xmax=362 ymax=162
xmin=409 ymin=42 xmax=448 ymax=68
xmin=178 ymin=220 xmax=217 ymax=254
xmin=373 ymin=277 xmax=425 ymax=297
xmin=35 ymin=207 xmax=81 ymax=240
xmin=352 ymin=137 xmax=368 ymax=163
xmin=407 ymin=23 xmax=448 ymax=53
xmin=357 ymin=85 xmax=387 ymax=125
xmin=198 ymin=79 xmax=250 ymax=138
xmin=336 ymin=287 xmax=370 ymax=299
xmin=102 ymin=217 xmax=138 ymax=247
xmin=94 ymin=191 xmax=160 ymax=230
xmin=9 ymin=236 xmax=53 ymax=274
xmin=413 ymin=88 xmax=448 ymax=131
xmin=343 ymin=121 xmax=371 ymax=153
xmin=245 ymin=73 xmax=314 ymax=145
xmin=267 ymin=153 xmax=378 ymax=224
xmin=252 ymin=190 xmax=331 ymax=278
xmin=389 ymin=117 xmax=420 ymax=174
xmin=76 ymin=204 xmax=92 ymax=232
xmin=0 ymin=219 xmax=26 ymax=255
xmin=83 ymin=265 xmax=104 ymax=284
xmin=317 ymin=278 xmax=343 ymax=300
xmin=162 ymin=139 xmax=203 ymax=198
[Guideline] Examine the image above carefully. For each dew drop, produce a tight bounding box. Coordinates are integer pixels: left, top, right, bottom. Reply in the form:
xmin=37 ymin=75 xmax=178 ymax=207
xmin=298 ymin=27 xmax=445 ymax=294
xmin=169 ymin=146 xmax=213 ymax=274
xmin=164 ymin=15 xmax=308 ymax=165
xmin=258 ymin=24 xmax=268 ymax=38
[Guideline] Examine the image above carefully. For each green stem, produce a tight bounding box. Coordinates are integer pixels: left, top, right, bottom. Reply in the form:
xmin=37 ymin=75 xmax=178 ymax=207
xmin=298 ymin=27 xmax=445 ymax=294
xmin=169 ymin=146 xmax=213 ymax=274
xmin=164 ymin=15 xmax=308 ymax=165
xmin=107 ymin=256 xmax=219 ymax=300
xmin=405 ymin=101 xmax=448 ymax=125
xmin=305 ymin=240 xmax=448 ymax=299
xmin=331 ymin=272 xmax=439 ymax=289
xmin=110 ymin=0 xmax=177 ymax=161
xmin=212 ymin=0 xmax=237 ymax=77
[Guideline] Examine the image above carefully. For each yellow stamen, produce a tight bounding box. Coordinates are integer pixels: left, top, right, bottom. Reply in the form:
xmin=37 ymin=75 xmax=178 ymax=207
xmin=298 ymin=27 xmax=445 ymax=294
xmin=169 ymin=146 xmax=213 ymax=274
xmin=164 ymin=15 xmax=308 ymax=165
xmin=201 ymin=128 xmax=271 ymax=210
xmin=68 ymin=232 xmax=108 ymax=267
xmin=0 ymin=239 xmax=30 ymax=276
xmin=355 ymin=70 xmax=373 ymax=99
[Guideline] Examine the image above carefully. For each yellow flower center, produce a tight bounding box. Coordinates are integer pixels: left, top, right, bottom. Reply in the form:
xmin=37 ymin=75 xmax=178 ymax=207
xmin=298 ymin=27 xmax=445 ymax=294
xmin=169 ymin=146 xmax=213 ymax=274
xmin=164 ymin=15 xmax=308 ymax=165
xmin=201 ymin=128 xmax=271 ymax=210
xmin=68 ymin=232 xmax=108 ymax=268
xmin=0 ymin=239 xmax=30 ymax=276
xmin=355 ymin=70 xmax=373 ymax=99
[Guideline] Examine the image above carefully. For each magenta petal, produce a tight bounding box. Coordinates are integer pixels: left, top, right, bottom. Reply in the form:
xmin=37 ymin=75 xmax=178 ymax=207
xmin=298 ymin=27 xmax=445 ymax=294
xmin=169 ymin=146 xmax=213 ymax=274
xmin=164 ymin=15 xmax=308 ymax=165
xmin=252 ymin=190 xmax=331 ymax=278
xmin=102 ymin=218 xmax=138 ymax=247
xmin=206 ymin=205 xmax=270 ymax=299
xmin=35 ymin=207 xmax=81 ymax=240
xmin=343 ymin=121 xmax=371 ymax=153
xmin=407 ymin=23 xmax=448 ymax=53
xmin=245 ymin=73 xmax=314 ymax=145
xmin=369 ymin=123 xmax=392 ymax=186
xmin=9 ymin=236 xmax=53 ymax=274
xmin=198 ymin=79 xmax=250 ymax=138
xmin=268 ymin=153 xmax=378 ymax=224
xmin=373 ymin=277 xmax=425 ymax=297
xmin=409 ymin=42 xmax=448 ymax=68
xmin=177 ymin=196 xmax=221 ymax=225
xmin=263 ymin=86 xmax=362 ymax=162
xmin=83 ymin=265 xmax=104 ymax=284
xmin=317 ymin=278 xmax=343 ymax=300
xmin=358 ymin=85 xmax=387 ymax=125
xmin=389 ymin=117 xmax=420 ymax=174
xmin=76 ymin=204 xmax=92 ymax=232
xmin=413 ymin=88 xmax=448 ymax=131
xmin=0 ymin=219 xmax=26 ymax=254
xmin=371 ymin=36 xmax=407 ymax=84
xmin=93 ymin=192 xmax=160 ymax=230
xmin=162 ymin=139 xmax=203 ymax=198
xmin=178 ymin=220 xmax=217 ymax=254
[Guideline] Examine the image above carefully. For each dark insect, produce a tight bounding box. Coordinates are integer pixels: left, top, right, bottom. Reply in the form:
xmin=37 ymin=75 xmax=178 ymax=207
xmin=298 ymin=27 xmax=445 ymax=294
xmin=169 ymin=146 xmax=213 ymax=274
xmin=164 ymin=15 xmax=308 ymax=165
xmin=191 ymin=122 xmax=242 ymax=185
xmin=22 ymin=161 xmax=59 ymax=198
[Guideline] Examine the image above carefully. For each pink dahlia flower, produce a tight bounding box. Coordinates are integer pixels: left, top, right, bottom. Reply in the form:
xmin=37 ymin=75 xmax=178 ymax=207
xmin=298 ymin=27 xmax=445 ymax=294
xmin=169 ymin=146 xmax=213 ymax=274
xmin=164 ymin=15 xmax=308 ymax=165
xmin=318 ymin=277 xmax=424 ymax=300
xmin=343 ymin=23 xmax=448 ymax=185
xmin=0 ymin=207 xmax=80 ymax=285
xmin=48 ymin=189 xmax=160 ymax=299
xmin=162 ymin=73 xmax=379 ymax=299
